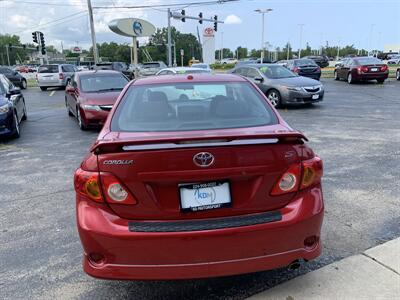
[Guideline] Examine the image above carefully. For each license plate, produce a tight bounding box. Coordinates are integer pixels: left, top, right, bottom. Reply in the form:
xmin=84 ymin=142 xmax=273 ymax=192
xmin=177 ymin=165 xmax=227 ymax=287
xmin=179 ymin=181 xmax=231 ymax=212
xmin=371 ymin=68 xmax=378 ymax=72
xmin=312 ymin=94 xmax=319 ymax=100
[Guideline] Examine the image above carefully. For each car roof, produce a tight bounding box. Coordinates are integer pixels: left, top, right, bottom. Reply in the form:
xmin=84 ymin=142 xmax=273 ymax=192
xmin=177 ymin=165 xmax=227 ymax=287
xmin=133 ymin=73 xmax=247 ymax=85
xmin=76 ymin=70 xmax=121 ymax=76
xmin=160 ymin=67 xmax=205 ymax=72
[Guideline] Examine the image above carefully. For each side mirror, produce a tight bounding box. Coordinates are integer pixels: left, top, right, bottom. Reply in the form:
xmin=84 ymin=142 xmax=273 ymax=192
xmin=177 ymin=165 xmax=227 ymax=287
xmin=6 ymin=87 xmax=21 ymax=98
xmin=254 ymin=76 xmax=264 ymax=83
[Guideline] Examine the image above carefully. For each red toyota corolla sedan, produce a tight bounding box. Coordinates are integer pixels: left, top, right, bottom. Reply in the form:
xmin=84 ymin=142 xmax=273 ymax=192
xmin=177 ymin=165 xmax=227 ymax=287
xmin=74 ymin=74 xmax=324 ymax=280
xmin=65 ymin=70 xmax=129 ymax=130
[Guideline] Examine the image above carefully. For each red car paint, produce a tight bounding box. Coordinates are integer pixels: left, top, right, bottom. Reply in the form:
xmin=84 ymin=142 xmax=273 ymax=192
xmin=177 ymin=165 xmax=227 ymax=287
xmin=65 ymin=70 xmax=128 ymax=128
xmin=75 ymin=74 xmax=324 ymax=280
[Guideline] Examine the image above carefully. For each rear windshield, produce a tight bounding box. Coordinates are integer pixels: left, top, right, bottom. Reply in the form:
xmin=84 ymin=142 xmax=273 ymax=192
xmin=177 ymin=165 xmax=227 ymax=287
xmin=354 ymin=57 xmax=382 ymax=65
xmin=38 ymin=65 xmax=58 ymax=73
xmin=79 ymin=74 xmax=128 ymax=93
xmin=142 ymin=63 xmax=160 ymax=68
xmin=111 ymin=82 xmax=278 ymax=132
xmin=295 ymin=59 xmax=317 ymax=66
xmin=259 ymin=65 xmax=297 ymax=79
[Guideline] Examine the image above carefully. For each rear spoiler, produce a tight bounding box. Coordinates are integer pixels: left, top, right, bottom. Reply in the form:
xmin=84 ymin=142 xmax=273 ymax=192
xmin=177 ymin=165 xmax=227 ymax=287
xmin=91 ymin=132 xmax=307 ymax=154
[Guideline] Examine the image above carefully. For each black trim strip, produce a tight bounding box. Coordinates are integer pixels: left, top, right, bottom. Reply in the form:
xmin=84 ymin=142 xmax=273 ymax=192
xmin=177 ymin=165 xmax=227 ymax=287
xmin=128 ymin=211 xmax=282 ymax=232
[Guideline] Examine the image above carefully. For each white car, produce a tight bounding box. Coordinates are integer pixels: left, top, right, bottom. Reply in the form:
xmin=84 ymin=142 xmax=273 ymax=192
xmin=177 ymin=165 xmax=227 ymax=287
xmin=387 ymin=55 xmax=400 ymax=65
xmin=220 ymin=58 xmax=238 ymax=65
xmin=156 ymin=67 xmax=211 ymax=76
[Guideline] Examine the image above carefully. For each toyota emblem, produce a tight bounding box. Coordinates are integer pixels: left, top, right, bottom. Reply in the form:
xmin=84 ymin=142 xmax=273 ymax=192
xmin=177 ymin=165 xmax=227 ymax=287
xmin=193 ymin=152 xmax=214 ymax=167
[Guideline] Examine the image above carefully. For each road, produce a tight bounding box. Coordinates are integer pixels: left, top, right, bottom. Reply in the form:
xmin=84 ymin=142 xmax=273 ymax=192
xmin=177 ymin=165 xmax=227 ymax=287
xmin=1 ymin=79 xmax=399 ymax=299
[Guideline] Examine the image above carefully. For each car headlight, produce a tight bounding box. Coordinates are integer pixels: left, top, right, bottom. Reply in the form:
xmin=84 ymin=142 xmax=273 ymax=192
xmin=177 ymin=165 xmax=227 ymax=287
xmin=82 ymin=104 xmax=101 ymax=111
xmin=285 ymin=86 xmax=303 ymax=91
xmin=0 ymin=103 xmax=10 ymax=113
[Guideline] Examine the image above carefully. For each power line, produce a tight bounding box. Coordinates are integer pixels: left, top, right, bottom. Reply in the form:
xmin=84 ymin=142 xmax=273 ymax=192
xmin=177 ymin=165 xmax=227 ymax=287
xmin=93 ymin=0 xmax=239 ymax=9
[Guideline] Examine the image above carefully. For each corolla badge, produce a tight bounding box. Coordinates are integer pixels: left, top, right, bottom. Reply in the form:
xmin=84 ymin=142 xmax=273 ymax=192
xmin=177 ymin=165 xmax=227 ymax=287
xmin=193 ymin=152 xmax=214 ymax=167
xmin=103 ymin=160 xmax=133 ymax=165
xmin=132 ymin=21 xmax=143 ymax=36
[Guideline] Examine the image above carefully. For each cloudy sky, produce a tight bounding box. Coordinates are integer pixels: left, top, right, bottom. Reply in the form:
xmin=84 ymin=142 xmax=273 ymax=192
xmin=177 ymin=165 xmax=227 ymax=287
xmin=0 ymin=0 xmax=399 ymax=52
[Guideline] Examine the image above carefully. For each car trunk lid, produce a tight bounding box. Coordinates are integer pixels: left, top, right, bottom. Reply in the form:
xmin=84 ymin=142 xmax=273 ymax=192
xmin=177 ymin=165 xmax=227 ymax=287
xmin=95 ymin=128 xmax=307 ymax=220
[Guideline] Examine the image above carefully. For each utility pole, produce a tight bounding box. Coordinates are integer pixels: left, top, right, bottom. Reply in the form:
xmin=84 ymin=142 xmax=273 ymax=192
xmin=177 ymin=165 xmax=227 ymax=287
xmin=298 ymin=24 xmax=304 ymax=58
xmin=368 ymin=24 xmax=375 ymax=56
xmin=87 ymin=0 xmax=99 ymax=64
xmin=336 ymin=39 xmax=341 ymax=60
xmin=6 ymin=46 xmax=10 ymax=66
xmin=255 ymin=8 xmax=273 ymax=63
xmin=167 ymin=8 xmax=172 ymax=66
xmin=286 ymin=41 xmax=290 ymax=60
xmin=220 ymin=31 xmax=224 ymax=61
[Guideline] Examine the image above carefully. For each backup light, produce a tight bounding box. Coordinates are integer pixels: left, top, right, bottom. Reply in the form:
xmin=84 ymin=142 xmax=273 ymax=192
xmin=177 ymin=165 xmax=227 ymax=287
xmin=108 ymin=183 xmax=128 ymax=202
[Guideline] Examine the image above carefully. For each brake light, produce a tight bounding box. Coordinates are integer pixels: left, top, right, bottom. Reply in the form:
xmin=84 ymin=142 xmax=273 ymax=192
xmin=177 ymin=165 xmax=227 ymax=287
xmin=100 ymin=172 xmax=137 ymax=205
xmin=74 ymin=169 xmax=102 ymax=202
xmin=59 ymin=73 xmax=64 ymax=80
xmin=271 ymin=156 xmax=323 ymax=195
xmin=381 ymin=65 xmax=388 ymax=72
xmin=293 ymin=67 xmax=300 ymax=73
xmin=74 ymin=169 xmax=137 ymax=205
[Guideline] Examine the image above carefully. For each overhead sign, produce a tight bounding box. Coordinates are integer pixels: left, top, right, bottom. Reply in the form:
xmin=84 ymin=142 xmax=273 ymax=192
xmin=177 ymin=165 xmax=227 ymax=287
xmin=71 ymin=46 xmax=82 ymax=54
xmin=203 ymin=27 xmax=215 ymax=37
xmin=108 ymin=18 xmax=156 ymax=37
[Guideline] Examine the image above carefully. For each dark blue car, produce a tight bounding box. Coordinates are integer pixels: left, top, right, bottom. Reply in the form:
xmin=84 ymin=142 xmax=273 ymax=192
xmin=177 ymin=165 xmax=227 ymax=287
xmin=0 ymin=74 xmax=27 ymax=138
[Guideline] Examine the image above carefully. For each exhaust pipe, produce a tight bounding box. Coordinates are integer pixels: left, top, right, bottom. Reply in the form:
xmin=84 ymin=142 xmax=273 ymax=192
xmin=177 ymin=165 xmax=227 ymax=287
xmin=288 ymin=260 xmax=301 ymax=270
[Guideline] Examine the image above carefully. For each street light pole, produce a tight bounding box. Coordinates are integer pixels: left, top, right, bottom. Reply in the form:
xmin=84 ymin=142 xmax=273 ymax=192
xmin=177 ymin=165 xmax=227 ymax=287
xmin=167 ymin=8 xmax=172 ymax=67
xmin=368 ymin=24 xmax=375 ymax=56
xmin=87 ymin=0 xmax=99 ymax=64
xmin=255 ymin=8 xmax=273 ymax=63
xmin=298 ymin=23 xmax=304 ymax=58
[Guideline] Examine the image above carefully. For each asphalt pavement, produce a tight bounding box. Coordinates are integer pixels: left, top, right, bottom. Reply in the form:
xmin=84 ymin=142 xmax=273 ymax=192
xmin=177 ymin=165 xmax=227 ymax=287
xmin=1 ymin=78 xmax=399 ymax=299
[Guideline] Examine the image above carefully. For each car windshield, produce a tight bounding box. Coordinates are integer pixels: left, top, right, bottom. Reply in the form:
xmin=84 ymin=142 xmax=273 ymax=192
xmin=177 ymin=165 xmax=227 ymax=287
xmin=80 ymin=74 xmax=128 ymax=93
xmin=354 ymin=57 xmax=382 ymax=65
xmin=38 ymin=65 xmax=58 ymax=73
xmin=142 ymin=63 xmax=160 ymax=69
xmin=258 ymin=65 xmax=297 ymax=79
xmin=295 ymin=59 xmax=317 ymax=67
xmin=111 ymin=82 xmax=278 ymax=132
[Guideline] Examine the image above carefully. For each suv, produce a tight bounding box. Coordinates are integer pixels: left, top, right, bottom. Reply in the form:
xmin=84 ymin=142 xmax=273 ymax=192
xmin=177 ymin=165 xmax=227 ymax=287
xmin=92 ymin=62 xmax=133 ymax=79
xmin=138 ymin=61 xmax=167 ymax=77
xmin=303 ymin=56 xmax=329 ymax=68
xmin=37 ymin=64 xmax=76 ymax=91
xmin=0 ymin=66 xmax=27 ymax=89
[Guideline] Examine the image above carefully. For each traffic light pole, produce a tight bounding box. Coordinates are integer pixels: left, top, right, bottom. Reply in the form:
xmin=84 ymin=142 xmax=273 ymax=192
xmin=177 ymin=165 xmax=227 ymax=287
xmin=167 ymin=8 xmax=172 ymax=67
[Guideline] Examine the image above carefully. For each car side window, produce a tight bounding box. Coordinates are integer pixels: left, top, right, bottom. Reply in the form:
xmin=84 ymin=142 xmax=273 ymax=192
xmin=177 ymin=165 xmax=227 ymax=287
xmin=158 ymin=70 xmax=168 ymax=75
xmin=247 ymin=68 xmax=260 ymax=78
xmin=0 ymin=75 xmax=11 ymax=91
xmin=71 ymin=74 xmax=77 ymax=88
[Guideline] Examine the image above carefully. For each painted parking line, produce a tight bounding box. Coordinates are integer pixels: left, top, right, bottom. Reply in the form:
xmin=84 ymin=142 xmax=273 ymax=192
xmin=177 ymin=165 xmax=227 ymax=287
xmin=49 ymin=91 xmax=55 ymax=97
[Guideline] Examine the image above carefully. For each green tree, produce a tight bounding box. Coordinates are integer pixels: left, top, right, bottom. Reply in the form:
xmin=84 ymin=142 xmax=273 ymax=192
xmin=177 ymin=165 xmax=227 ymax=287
xmin=235 ymin=46 xmax=248 ymax=59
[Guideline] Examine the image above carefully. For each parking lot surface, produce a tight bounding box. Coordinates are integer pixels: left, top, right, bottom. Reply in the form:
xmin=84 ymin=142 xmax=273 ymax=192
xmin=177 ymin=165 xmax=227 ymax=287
xmin=1 ymin=79 xmax=399 ymax=299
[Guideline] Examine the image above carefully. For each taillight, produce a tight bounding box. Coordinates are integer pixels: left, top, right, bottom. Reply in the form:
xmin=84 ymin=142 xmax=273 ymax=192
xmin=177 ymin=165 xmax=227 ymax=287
xmin=300 ymin=157 xmax=323 ymax=189
xmin=100 ymin=172 xmax=137 ymax=205
xmin=59 ymin=73 xmax=64 ymax=80
xmin=316 ymin=66 xmax=321 ymax=72
xmin=74 ymin=169 xmax=102 ymax=202
xmin=381 ymin=65 xmax=388 ymax=72
xmin=293 ymin=67 xmax=300 ymax=73
xmin=74 ymin=169 xmax=137 ymax=205
xmin=271 ymin=156 xmax=323 ymax=196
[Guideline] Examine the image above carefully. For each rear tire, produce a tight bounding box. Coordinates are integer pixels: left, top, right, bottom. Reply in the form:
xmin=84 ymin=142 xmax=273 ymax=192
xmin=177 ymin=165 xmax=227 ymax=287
xmin=21 ymin=79 xmax=27 ymax=89
xmin=334 ymin=70 xmax=339 ymax=80
xmin=377 ymin=79 xmax=385 ymax=84
xmin=347 ymin=73 xmax=354 ymax=84
xmin=266 ymin=89 xmax=282 ymax=108
xmin=40 ymin=86 xmax=47 ymax=91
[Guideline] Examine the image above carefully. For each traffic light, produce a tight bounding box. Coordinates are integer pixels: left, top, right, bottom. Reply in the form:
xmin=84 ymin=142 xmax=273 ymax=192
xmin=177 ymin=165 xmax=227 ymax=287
xmin=214 ymin=15 xmax=218 ymax=31
xmin=32 ymin=32 xmax=38 ymax=44
xmin=181 ymin=10 xmax=185 ymax=22
xmin=199 ymin=12 xmax=203 ymax=24
xmin=39 ymin=32 xmax=46 ymax=55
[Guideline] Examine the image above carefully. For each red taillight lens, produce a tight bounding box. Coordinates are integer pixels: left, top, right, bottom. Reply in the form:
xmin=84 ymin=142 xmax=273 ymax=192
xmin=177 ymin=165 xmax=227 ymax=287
xmin=381 ymin=65 xmax=388 ymax=72
xmin=361 ymin=66 xmax=369 ymax=72
xmin=271 ymin=164 xmax=301 ymax=195
xmin=300 ymin=156 xmax=323 ymax=190
xmin=293 ymin=67 xmax=300 ymax=73
xmin=100 ymin=172 xmax=137 ymax=205
xmin=59 ymin=73 xmax=64 ymax=80
xmin=271 ymin=156 xmax=323 ymax=196
xmin=74 ymin=168 xmax=103 ymax=202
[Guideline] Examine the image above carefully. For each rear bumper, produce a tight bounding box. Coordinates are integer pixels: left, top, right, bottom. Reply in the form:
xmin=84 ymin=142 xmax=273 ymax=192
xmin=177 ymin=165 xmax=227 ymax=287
xmin=77 ymin=187 xmax=324 ymax=280
xmin=37 ymin=79 xmax=64 ymax=87
xmin=298 ymin=73 xmax=321 ymax=80
xmin=352 ymin=72 xmax=388 ymax=80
